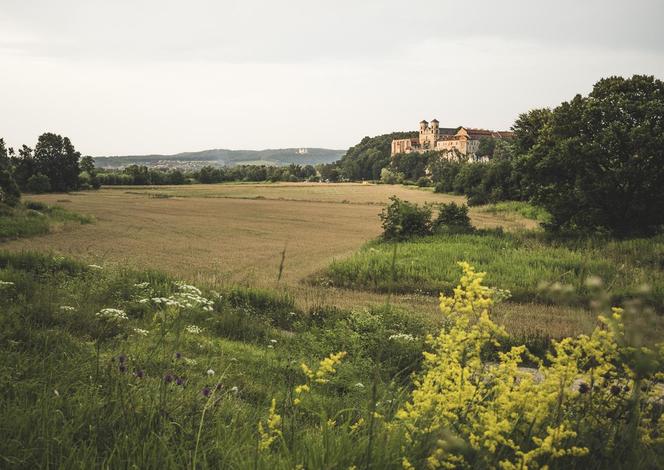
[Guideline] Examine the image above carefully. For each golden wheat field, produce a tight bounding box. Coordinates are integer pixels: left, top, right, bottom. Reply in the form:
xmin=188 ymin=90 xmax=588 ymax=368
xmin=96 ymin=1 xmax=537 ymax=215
xmin=3 ymin=182 xmax=590 ymax=338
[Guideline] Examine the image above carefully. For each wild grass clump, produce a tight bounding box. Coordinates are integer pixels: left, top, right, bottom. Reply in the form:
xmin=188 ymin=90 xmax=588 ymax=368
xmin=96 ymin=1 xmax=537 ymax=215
xmin=0 ymin=200 xmax=92 ymax=240
xmin=481 ymin=200 xmax=552 ymax=223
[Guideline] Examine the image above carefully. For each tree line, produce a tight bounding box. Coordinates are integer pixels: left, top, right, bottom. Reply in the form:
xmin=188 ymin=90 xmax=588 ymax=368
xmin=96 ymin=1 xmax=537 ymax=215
xmin=1 ymin=133 xmax=101 ymax=206
xmin=97 ymin=163 xmax=322 ymax=186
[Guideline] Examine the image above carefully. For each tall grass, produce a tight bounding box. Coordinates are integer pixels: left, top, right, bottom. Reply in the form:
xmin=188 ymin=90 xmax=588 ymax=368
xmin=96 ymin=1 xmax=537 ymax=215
xmin=480 ymin=200 xmax=551 ymax=223
xmin=0 ymin=201 xmax=93 ymax=240
xmin=321 ymin=231 xmax=664 ymax=309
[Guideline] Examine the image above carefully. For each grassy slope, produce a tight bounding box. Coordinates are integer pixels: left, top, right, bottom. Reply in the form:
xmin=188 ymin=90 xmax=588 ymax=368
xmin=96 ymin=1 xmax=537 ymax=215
xmin=0 ymin=201 xmax=93 ymax=240
xmin=0 ymin=251 xmax=431 ymax=468
xmin=320 ymin=231 xmax=664 ymax=309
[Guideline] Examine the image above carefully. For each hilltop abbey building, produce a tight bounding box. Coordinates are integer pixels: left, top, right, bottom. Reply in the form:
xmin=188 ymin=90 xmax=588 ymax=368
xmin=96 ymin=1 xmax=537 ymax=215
xmin=391 ymin=119 xmax=513 ymax=160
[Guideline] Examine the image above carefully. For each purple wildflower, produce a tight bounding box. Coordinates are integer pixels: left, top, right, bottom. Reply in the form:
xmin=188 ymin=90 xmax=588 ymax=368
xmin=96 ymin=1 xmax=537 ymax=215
xmin=176 ymin=377 xmax=185 ymax=386
xmin=201 ymin=386 xmax=211 ymax=397
xmin=118 ymin=354 xmax=127 ymax=364
xmin=164 ymin=374 xmax=174 ymax=384
xmin=216 ymin=383 xmax=223 ymax=391
xmin=119 ymin=364 xmax=127 ymax=373
xmin=134 ymin=369 xmax=144 ymax=379
xmin=175 ymin=352 xmax=182 ymax=360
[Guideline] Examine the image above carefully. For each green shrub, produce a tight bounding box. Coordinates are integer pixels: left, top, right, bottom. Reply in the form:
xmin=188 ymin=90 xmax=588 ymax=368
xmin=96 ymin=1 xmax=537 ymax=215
xmin=433 ymin=202 xmax=473 ymax=233
xmin=416 ymin=176 xmax=430 ymax=187
xmin=380 ymin=168 xmax=404 ymax=184
xmin=0 ymin=169 xmax=21 ymax=206
xmin=26 ymin=173 xmax=51 ymax=193
xmin=24 ymin=200 xmax=47 ymax=211
xmin=379 ymin=196 xmax=432 ymax=240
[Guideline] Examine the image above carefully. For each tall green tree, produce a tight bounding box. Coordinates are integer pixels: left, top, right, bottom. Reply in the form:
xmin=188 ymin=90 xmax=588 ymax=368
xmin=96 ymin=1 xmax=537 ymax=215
xmin=80 ymin=156 xmax=96 ymax=175
xmin=0 ymin=138 xmax=21 ymax=206
xmin=512 ymin=108 xmax=553 ymax=154
xmin=33 ymin=133 xmax=81 ymax=192
xmin=521 ymin=75 xmax=664 ymax=236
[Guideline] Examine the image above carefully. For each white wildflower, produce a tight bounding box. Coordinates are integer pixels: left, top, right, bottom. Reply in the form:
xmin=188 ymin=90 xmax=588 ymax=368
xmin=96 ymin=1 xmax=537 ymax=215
xmin=134 ymin=282 xmax=150 ymax=289
xmin=96 ymin=308 xmax=128 ymax=321
xmin=176 ymin=282 xmax=202 ymax=296
xmin=184 ymin=358 xmax=198 ymax=366
xmin=186 ymin=325 xmax=202 ymax=334
xmin=133 ymin=328 xmax=149 ymax=336
xmin=230 ymin=386 xmax=238 ymax=393
xmin=355 ymin=382 xmax=365 ymax=388
xmin=270 ymin=339 xmax=277 ymax=344
xmin=59 ymin=305 xmax=76 ymax=312
xmin=88 ymin=264 xmax=103 ymax=270
xmin=206 ymin=369 xmax=215 ymax=376
xmin=585 ymin=276 xmax=603 ymax=288
xmin=0 ymin=280 xmax=15 ymax=287
xmin=388 ymin=333 xmax=416 ymax=342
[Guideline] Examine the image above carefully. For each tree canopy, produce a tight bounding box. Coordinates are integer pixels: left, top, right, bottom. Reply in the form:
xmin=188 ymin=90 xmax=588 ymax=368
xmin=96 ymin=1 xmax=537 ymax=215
xmin=519 ymin=75 xmax=664 ymax=236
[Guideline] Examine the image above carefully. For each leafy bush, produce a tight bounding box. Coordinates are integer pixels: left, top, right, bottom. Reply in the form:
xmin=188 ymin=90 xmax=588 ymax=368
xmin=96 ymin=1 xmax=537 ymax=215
xmin=433 ymin=202 xmax=473 ymax=233
xmin=416 ymin=176 xmax=430 ymax=187
xmin=379 ymin=196 xmax=432 ymax=240
xmin=380 ymin=167 xmax=404 ymax=184
xmin=0 ymin=169 xmax=21 ymax=206
xmin=25 ymin=173 xmax=51 ymax=193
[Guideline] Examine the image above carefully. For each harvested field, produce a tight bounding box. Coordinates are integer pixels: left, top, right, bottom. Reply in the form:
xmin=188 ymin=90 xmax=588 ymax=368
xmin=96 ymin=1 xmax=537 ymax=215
xmin=2 ymin=182 xmax=591 ymax=339
xmin=5 ymin=183 xmax=533 ymax=285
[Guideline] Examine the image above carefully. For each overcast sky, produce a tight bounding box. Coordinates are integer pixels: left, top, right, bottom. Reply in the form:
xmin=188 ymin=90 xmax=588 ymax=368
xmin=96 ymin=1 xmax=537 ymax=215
xmin=1 ymin=0 xmax=663 ymax=156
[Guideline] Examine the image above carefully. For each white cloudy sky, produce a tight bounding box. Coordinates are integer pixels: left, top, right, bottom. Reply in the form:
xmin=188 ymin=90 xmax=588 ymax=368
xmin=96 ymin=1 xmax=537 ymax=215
xmin=1 ymin=0 xmax=663 ymax=156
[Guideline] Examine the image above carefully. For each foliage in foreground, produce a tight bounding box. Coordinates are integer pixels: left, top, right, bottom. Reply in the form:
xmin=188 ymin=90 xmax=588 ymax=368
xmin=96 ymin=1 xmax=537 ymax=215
xmin=396 ymin=263 xmax=664 ymax=468
xmin=260 ymin=263 xmax=664 ymax=469
xmin=2 ymin=251 xmax=663 ymax=468
xmin=0 ymin=251 xmax=429 ymax=469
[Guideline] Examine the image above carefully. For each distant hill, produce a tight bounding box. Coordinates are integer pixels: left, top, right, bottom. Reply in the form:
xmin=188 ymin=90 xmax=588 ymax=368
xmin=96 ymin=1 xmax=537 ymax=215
xmin=93 ymin=148 xmax=345 ymax=168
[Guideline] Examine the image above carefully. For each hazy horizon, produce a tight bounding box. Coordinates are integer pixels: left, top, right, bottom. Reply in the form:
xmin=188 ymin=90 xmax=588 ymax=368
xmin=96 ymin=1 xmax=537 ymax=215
xmin=2 ymin=0 xmax=663 ymax=156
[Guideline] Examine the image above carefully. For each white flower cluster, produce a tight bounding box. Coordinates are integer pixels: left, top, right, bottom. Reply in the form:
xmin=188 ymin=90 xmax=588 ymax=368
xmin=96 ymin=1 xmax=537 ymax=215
xmin=96 ymin=308 xmax=128 ymax=321
xmin=0 ymin=280 xmax=15 ymax=287
xmin=142 ymin=282 xmax=214 ymax=312
xmin=133 ymin=328 xmax=149 ymax=336
xmin=185 ymin=324 xmax=202 ymax=334
xmin=59 ymin=305 xmax=76 ymax=312
xmin=88 ymin=264 xmax=103 ymax=270
xmin=388 ymin=333 xmax=416 ymax=342
xmin=133 ymin=282 xmax=150 ymax=289
xmin=176 ymin=282 xmax=202 ymax=296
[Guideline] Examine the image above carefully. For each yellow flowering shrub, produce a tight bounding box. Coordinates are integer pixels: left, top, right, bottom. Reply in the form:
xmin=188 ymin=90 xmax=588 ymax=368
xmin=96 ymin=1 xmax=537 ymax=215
xmin=295 ymin=351 xmax=347 ymax=405
xmin=397 ymin=262 xmax=664 ymax=469
xmin=258 ymin=398 xmax=282 ymax=452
